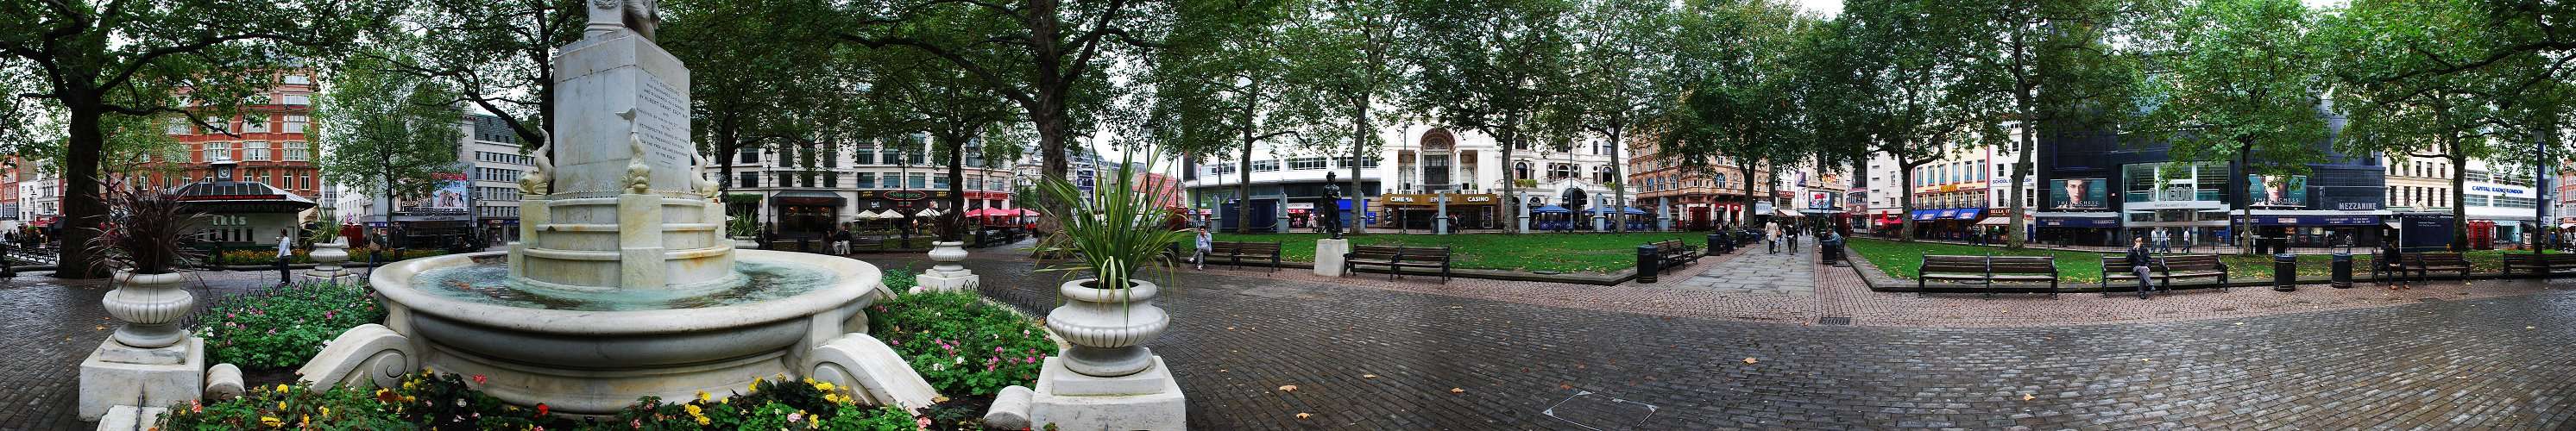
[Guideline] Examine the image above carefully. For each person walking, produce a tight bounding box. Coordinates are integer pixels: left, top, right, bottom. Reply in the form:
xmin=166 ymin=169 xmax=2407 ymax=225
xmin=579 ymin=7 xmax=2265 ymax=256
xmin=2152 ymin=228 xmax=2171 ymax=253
xmin=1786 ymin=222 xmax=1801 ymax=252
xmin=1764 ymin=220 xmax=1780 ymax=254
xmin=276 ymin=229 xmax=296 ymax=286
xmin=2126 ymin=236 xmax=2156 ymax=299
xmin=1193 ymin=228 xmax=1213 ymax=270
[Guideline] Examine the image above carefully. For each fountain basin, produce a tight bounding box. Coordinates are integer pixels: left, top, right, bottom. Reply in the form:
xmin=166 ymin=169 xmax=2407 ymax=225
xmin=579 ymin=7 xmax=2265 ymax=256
xmin=337 ymin=249 xmax=891 ymax=413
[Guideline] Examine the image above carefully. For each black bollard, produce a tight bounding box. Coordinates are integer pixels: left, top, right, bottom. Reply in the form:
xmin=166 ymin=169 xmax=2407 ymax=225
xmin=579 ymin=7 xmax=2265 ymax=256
xmin=1636 ymin=245 xmax=1660 ymax=284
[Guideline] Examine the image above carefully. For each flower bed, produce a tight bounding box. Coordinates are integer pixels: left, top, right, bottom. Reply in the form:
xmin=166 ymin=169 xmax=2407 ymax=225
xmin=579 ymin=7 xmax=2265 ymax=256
xmin=160 ymin=372 xmax=919 ymax=430
xmin=203 ymin=247 xmax=450 ymax=266
xmin=197 ymin=281 xmax=387 ymax=370
xmin=867 ymin=290 xmax=1055 ymax=397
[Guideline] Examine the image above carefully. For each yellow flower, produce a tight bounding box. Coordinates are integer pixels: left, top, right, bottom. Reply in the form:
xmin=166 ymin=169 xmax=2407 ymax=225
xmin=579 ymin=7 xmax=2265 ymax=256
xmin=274 ymin=384 xmax=290 ymax=393
xmin=319 ymin=406 xmax=330 ymax=417
xmin=696 ymin=415 xmax=711 ymax=426
xmin=814 ymin=381 xmax=835 ymax=391
xmin=746 ymin=381 xmax=759 ymax=393
xmin=696 ymin=391 xmax=712 ymax=403
xmin=684 ymin=404 xmax=703 ymax=417
xmin=277 ymin=401 xmax=287 ymax=410
xmin=822 ymin=394 xmax=841 ymax=403
xmin=300 ymin=415 xmax=310 ymax=427
xmin=259 ymin=416 xmax=283 ymax=428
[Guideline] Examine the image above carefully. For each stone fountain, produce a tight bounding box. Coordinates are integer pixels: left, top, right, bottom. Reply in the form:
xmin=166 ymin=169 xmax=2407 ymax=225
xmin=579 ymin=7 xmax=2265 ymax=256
xmin=296 ymin=2 xmax=935 ymax=415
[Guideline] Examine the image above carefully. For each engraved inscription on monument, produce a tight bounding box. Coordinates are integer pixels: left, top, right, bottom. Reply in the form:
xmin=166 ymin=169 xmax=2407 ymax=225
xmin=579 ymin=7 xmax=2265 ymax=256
xmin=635 ymin=72 xmax=690 ymax=172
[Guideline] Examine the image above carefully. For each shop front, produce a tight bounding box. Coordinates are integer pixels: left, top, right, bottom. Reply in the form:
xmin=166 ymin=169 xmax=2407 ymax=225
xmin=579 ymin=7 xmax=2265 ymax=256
xmin=2034 ymin=213 xmax=2121 ymax=246
xmin=771 ymin=191 xmax=847 ymax=237
xmin=1381 ymin=192 xmax=1496 ymax=230
xmin=2232 ymin=212 xmax=2386 ymax=248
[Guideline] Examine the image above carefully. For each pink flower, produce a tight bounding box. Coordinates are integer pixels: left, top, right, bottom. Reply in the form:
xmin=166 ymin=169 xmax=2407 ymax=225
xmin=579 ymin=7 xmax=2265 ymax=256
xmin=994 ymin=347 xmax=1005 ymax=353
xmin=787 ymin=412 xmax=803 ymax=423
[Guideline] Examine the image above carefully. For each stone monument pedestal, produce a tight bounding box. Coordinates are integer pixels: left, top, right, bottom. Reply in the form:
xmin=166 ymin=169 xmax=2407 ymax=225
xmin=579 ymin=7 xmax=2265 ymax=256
xmin=915 ymin=241 xmax=978 ymax=293
xmin=1313 ymin=239 xmax=1350 ymax=277
xmin=1009 ymin=357 xmax=1187 ymax=431
xmin=79 ymin=337 xmax=205 ymax=421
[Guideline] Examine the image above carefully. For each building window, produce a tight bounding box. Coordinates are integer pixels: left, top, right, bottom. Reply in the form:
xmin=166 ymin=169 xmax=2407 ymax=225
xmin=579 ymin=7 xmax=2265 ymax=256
xmin=283 ymin=116 xmax=307 ymax=134
xmin=243 ymin=115 xmax=270 ymax=133
xmin=281 ymin=95 xmax=310 ymax=106
xmin=1288 ymin=158 xmax=1327 ymax=170
xmin=204 ymin=141 xmax=231 ymax=162
xmin=908 ymin=172 xmax=927 ymax=189
xmin=824 ymin=149 xmax=840 ymax=168
xmin=881 ymin=172 xmax=901 ymax=189
xmin=166 ymin=118 xmax=189 ymax=135
xmin=242 ymin=141 xmax=270 ymax=161
xmin=855 ymin=172 xmax=876 ymax=189
xmin=1250 ymin=159 xmax=1280 ymax=172
xmin=738 ymin=148 xmax=759 ymax=164
xmin=284 ymin=141 xmax=309 ymax=161
xmin=824 ymin=172 xmax=839 ymax=188
xmin=284 ymin=74 xmax=311 ymax=84
xmin=855 ymin=148 xmax=877 ymax=165
xmin=205 ymin=116 xmax=228 ymax=134
xmin=740 ymin=172 xmax=760 ymax=188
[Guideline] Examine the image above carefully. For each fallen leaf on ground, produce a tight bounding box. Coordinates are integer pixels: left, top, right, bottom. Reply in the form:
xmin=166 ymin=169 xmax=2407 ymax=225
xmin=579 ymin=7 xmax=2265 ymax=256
xmin=1277 ymin=384 xmax=1296 ymax=392
xmin=1743 ymin=357 xmax=1759 ymax=365
xmin=2023 ymin=394 xmax=2036 ymax=401
xmin=1361 ymin=374 xmax=1377 ymax=378
xmin=1295 ymin=413 xmax=1312 ymax=420
xmin=1449 ymin=388 xmax=1465 ymax=394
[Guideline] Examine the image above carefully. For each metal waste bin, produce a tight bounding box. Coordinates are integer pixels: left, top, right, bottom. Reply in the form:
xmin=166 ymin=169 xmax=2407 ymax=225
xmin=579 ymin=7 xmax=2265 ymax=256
xmin=1637 ymin=245 xmax=1660 ymax=284
xmin=2330 ymin=253 xmax=2352 ymax=289
xmin=2272 ymin=253 xmax=2297 ymax=291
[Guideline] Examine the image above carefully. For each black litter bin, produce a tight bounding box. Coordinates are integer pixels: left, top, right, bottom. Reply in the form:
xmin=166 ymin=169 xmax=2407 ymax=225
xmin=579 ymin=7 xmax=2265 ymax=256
xmin=1637 ymin=245 xmax=1660 ymax=284
xmin=2329 ymin=253 xmax=2352 ymax=289
xmin=1707 ymin=234 xmax=1725 ymax=255
xmin=2273 ymin=253 xmax=2297 ymax=291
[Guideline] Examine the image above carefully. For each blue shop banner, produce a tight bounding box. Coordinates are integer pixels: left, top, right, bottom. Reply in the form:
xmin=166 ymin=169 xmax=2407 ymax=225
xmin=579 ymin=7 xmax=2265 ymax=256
xmin=2233 ymin=215 xmax=2380 ymax=226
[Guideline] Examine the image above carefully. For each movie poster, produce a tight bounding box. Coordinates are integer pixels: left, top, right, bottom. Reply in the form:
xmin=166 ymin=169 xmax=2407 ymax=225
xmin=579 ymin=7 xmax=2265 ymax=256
xmin=428 ymin=172 xmax=469 ymax=211
xmin=2246 ymin=175 xmax=2306 ymax=207
xmin=2051 ymin=178 xmax=2107 ymax=209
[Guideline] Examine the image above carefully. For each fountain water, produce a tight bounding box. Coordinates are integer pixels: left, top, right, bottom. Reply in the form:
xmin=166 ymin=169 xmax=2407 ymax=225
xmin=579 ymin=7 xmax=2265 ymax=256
xmin=296 ymin=2 xmax=935 ymax=414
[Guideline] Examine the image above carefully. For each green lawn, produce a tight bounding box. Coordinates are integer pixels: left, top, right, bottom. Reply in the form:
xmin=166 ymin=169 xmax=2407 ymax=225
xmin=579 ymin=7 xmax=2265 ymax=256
xmin=1210 ymin=232 xmax=1702 ymax=273
xmin=1848 ymin=237 xmax=2520 ymax=284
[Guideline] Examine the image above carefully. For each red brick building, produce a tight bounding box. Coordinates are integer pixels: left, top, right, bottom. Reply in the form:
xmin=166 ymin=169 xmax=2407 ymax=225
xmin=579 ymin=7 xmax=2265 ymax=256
xmin=1137 ymin=171 xmax=1183 ymax=209
xmin=144 ymin=72 xmax=322 ymax=199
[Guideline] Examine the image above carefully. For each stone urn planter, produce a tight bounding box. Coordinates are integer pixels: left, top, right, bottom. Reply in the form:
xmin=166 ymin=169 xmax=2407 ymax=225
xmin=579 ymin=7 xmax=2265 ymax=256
xmin=103 ymin=271 xmax=195 ymax=348
xmin=913 ymin=240 xmax=979 ymax=293
xmin=1045 ymin=278 xmax=1169 ymax=377
xmin=310 ymin=240 xmax=350 ymax=278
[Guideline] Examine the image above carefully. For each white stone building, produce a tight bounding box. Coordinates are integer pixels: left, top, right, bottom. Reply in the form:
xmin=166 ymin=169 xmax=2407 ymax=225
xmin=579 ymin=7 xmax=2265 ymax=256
xmin=1184 ymin=124 xmax=1638 ymax=232
xmin=715 ymin=134 xmax=1018 ymax=238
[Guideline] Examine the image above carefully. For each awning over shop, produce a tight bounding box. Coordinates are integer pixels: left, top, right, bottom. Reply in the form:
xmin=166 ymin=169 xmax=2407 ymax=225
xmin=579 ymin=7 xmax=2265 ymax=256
xmin=1949 ymin=208 xmax=1986 ymax=220
xmin=1774 ymin=208 xmax=1802 ymax=217
xmin=2233 ymin=215 xmax=2379 ymax=226
xmin=2037 ymin=216 xmax=2119 ymax=228
xmin=772 ymin=191 xmax=846 ymax=206
xmin=1975 ymin=217 xmax=2011 ymax=226
xmin=1911 ymin=209 xmax=1941 ymax=221
xmin=1532 ymin=205 xmax=1570 ymax=214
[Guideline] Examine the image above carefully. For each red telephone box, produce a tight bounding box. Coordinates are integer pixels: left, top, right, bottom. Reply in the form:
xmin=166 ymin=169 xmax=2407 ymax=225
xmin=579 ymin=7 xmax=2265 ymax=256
xmin=2467 ymin=220 xmax=2496 ymax=250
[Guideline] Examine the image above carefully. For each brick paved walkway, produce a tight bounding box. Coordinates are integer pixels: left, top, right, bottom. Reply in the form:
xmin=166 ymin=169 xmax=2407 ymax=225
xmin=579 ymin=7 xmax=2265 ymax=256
xmin=1675 ymin=247 xmax=1815 ymax=296
xmin=16 ymin=253 xmax=2576 ymax=429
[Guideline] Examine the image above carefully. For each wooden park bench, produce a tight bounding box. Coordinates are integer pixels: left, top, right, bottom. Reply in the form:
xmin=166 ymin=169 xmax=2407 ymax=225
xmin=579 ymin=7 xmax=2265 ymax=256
xmin=1345 ymin=245 xmax=1453 ymax=284
xmin=1648 ymin=240 xmax=1701 ymax=272
xmin=2401 ymin=252 xmax=2472 ymax=283
xmin=2100 ymin=254 xmax=2230 ymax=297
xmin=1918 ymin=255 xmax=2060 ymax=298
xmin=2501 ymin=253 xmax=2576 ymax=278
xmin=1207 ymin=241 xmax=1283 ymax=272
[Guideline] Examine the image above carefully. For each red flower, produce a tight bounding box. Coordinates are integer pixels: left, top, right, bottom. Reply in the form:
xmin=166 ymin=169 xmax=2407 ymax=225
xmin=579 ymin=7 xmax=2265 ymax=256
xmin=536 ymin=403 xmax=549 ymax=416
xmin=471 ymin=374 xmax=488 ymax=384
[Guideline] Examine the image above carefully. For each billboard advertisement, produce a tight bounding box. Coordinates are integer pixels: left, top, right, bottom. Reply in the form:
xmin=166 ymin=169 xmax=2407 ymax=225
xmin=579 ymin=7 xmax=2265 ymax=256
xmin=2246 ymin=174 xmax=2306 ymax=207
xmin=2051 ymin=178 xmax=2107 ymax=209
xmin=428 ymin=172 xmax=469 ymax=211
xmin=1808 ymin=191 xmax=1834 ymax=209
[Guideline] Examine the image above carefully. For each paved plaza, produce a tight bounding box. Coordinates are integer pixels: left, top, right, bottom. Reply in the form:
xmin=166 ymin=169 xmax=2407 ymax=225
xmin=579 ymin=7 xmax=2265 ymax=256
xmin=10 ymin=249 xmax=2576 ymax=429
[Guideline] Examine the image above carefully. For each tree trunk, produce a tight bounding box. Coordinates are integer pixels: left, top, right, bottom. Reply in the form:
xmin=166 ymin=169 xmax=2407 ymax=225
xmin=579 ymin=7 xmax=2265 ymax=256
xmin=2008 ymin=117 xmax=2036 ymax=249
xmin=1898 ymin=160 xmax=1918 ymax=242
xmin=55 ymin=105 xmax=107 ymax=278
xmin=1741 ymin=158 xmax=1759 ymax=228
xmin=2450 ymin=153 xmax=2470 ymax=251
xmin=2236 ymin=146 xmax=2253 ymax=255
xmin=1348 ymin=99 xmax=1369 ymax=235
xmin=1609 ymin=124 xmax=1627 ymax=233
xmin=1502 ymin=128 xmax=1519 ymax=234
xmin=942 ymin=134 xmax=969 ymax=242
xmin=1236 ymin=136 xmax=1254 ymax=235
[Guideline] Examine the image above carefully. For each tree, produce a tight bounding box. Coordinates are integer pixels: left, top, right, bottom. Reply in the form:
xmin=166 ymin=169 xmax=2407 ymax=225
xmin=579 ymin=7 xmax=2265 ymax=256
xmin=2136 ymin=0 xmax=2331 ymax=254
xmin=1154 ymin=0 xmax=1326 ymax=234
xmin=1280 ymin=0 xmax=1403 ymax=235
xmin=663 ymin=0 xmax=847 ymax=228
xmin=1552 ymin=0 xmax=1674 ymax=232
xmin=835 ymin=0 xmax=1164 ymax=210
xmin=852 ymin=39 xmax=1023 ymax=241
xmin=315 ymin=52 xmax=466 ymax=218
xmin=0 ymin=0 xmax=385 ymax=278
xmin=2321 ymin=0 xmax=2576 ymax=250
xmin=1656 ymin=0 xmax=1806 ymax=228
xmin=1836 ymin=0 xmax=2003 ymax=241
xmin=1401 ymin=0 xmax=1576 ymax=234
xmin=368 ymin=0 xmax=587 ymax=160
xmin=1959 ymin=0 xmax=2144 ymax=248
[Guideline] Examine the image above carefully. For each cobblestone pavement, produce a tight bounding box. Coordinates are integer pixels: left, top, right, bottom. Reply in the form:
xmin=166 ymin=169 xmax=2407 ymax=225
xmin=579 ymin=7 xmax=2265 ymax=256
xmin=1 ymin=271 xmax=289 ymax=430
xmin=877 ymin=252 xmax=2576 ymax=429
xmin=1674 ymin=247 xmax=1816 ymax=296
xmin=16 ymin=253 xmax=2576 ymax=429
